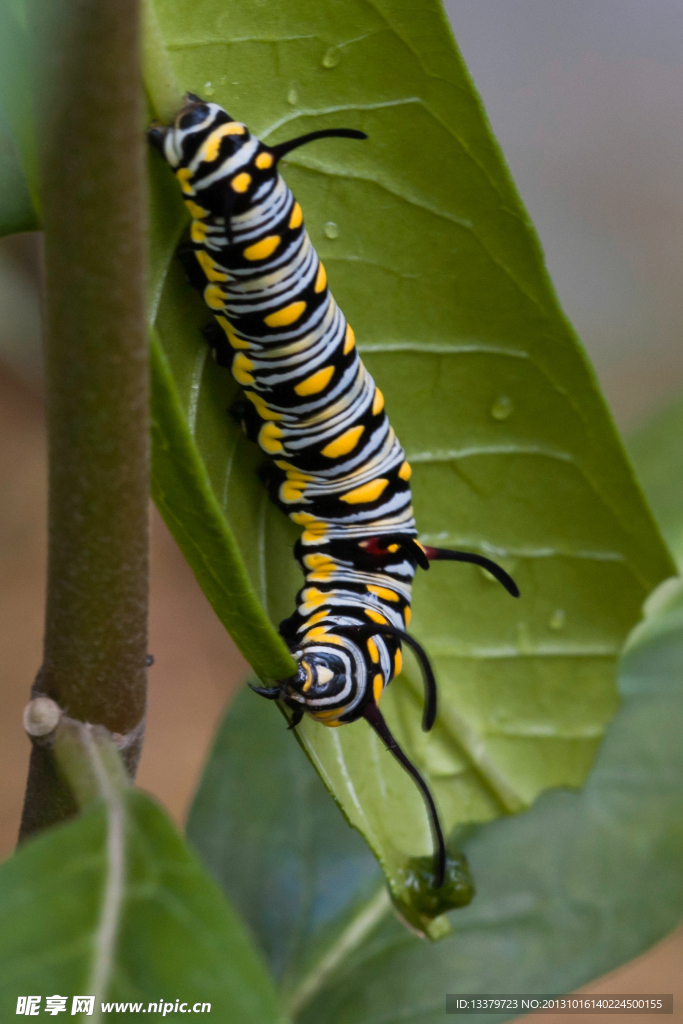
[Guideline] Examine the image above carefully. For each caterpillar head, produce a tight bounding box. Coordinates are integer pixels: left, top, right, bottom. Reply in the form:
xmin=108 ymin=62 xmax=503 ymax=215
xmin=288 ymin=650 xmax=349 ymax=704
xmin=148 ymin=94 xmax=253 ymax=170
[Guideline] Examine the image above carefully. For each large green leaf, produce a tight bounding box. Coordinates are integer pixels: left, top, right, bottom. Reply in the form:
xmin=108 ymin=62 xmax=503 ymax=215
xmin=0 ymin=727 xmax=283 ymax=1022
xmin=188 ymin=578 xmax=683 ymax=1022
xmin=0 ymin=0 xmax=39 ymax=235
xmin=627 ymin=394 xmax=683 ymax=566
xmin=147 ymin=0 xmax=673 ymax=920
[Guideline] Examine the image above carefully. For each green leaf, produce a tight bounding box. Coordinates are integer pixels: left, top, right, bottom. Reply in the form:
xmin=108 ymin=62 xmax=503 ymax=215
xmin=147 ymin=0 xmax=673 ymax=914
xmin=188 ymin=583 xmax=683 ymax=1021
xmin=0 ymin=0 xmax=39 ymax=235
xmin=627 ymin=394 xmax=683 ymax=566
xmin=0 ymin=774 xmax=284 ymax=1020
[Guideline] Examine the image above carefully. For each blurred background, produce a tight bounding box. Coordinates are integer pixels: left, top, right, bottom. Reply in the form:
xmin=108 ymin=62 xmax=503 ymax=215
xmin=0 ymin=0 xmax=681 ymax=1010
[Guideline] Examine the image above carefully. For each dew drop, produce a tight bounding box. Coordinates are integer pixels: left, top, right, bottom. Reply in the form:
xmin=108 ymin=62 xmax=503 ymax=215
xmin=287 ymin=87 xmax=298 ymax=106
xmin=324 ymin=221 xmax=340 ymax=239
xmin=203 ymin=81 xmax=215 ymax=97
xmin=322 ymin=46 xmax=341 ymax=68
xmin=490 ymin=394 xmax=513 ymax=420
xmin=549 ymin=609 xmax=566 ymax=630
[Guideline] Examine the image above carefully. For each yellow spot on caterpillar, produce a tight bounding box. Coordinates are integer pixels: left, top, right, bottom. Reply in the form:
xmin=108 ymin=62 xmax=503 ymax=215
xmin=302 ymin=662 xmax=313 ymax=692
xmin=340 ymin=478 xmax=388 ymax=505
xmin=176 ymin=167 xmax=194 ymax=195
xmin=394 ymin=648 xmax=403 ymax=675
xmin=309 ymin=568 xmax=335 ymax=582
xmin=314 ymin=263 xmax=327 ymax=293
xmin=246 ymin=391 xmax=282 ymax=420
xmin=372 ymin=388 xmax=385 ymax=415
xmin=302 ymin=526 xmax=328 ymax=544
xmin=289 ymin=202 xmax=303 ymax=229
xmin=292 ymin=512 xmax=328 ymax=543
xmin=286 ymin=467 xmax=315 ymax=482
xmin=367 ymin=638 xmax=379 ymax=663
xmin=398 ymin=461 xmax=412 ymax=481
xmin=304 ymin=553 xmax=334 ymax=571
xmin=280 ymin=479 xmax=308 ymax=503
xmin=292 ymin=512 xmax=317 ymax=524
xmin=215 ymin=316 xmax=249 ymax=349
xmin=265 ymin=301 xmax=307 ymax=328
xmin=190 ymin=220 xmax=208 ymax=243
xmin=305 ymin=609 xmax=329 ymax=626
xmin=295 ymin=365 xmax=334 ymax=396
xmin=365 ymin=608 xmax=387 ymax=625
xmin=258 ymin=421 xmax=284 ymax=453
xmin=368 ymin=584 xmax=400 ymax=603
xmin=343 ymin=324 xmax=355 ymax=354
xmin=199 ymin=122 xmax=245 ymax=163
xmin=315 ymin=709 xmax=343 ymax=726
xmin=231 ymin=172 xmax=251 ymax=193
xmin=373 ymin=673 xmax=384 ymax=704
xmin=387 ymin=543 xmax=400 ymax=553
xmin=300 ymin=587 xmax=329 ymax=610
xmin=204 ymin=284 xmax=227 ymax=310
xmin=232 ymin=352 xmax=255 ymax=385
xmin=196 ymin=250 xmax=227 ymax=282
xmin=255 ymin=151 xmax=274 ymax=169
xmin=404 ymin=605 xmax=411 ymax=626
xmin=243 ymin=235 xmax=280 ymax=261
xmin=321 ymin=425 xmax=364 ymax=459
xmin=304 ymin=625 xmax=344 ymax=646
xmin=185 ymin=200 xmax=208 ymax=218
xmin=200 ymin=132 xmax=223 ymax=165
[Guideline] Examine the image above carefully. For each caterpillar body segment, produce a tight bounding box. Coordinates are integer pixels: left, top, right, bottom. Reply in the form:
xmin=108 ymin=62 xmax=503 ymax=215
xmin=150 ymin=96 xmax=519 ymax=887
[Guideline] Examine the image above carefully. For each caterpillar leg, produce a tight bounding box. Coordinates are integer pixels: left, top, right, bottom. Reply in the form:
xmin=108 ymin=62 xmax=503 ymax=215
xmin=363 ymin=700 xmax=446 ymax=888
xmin=176 ymin=243 xmax=207 ymax=293
xmin=202 ymin=320 xmax=232 ymax=368
xmin=229 ymin=397 xmax=261 ymax=443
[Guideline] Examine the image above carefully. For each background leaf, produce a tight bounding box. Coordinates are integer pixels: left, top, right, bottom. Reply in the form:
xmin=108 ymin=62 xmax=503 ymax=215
xmin=0 ymin=788 xmax=284 ymax=1022
xmin=188 ymin=575 xmax=683 ymax=1022
xmin=0 ymin=0 xmax=39 ymax=235
xmin=627 ymin=394 xmax=683 ymax=566
xmin=148 ymin=0 xmax=674 ymax=915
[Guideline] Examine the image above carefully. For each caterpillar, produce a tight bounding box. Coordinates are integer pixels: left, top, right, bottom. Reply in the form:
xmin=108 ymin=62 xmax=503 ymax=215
xmin=149 ymin=95 xmax=519 ymax=887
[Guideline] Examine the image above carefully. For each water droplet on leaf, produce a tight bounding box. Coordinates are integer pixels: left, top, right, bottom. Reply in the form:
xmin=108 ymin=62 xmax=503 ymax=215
xmin=203 ymin=81 xmax=214 ymax=97
xmin=322 ymin=46 xmax=341 ymax=68
xmin=324 ymin=221 xmax=339 ymax=239
xmin=490 ymin=394 xmax=513 ymax=420
xmin=549 ymin=609 xmax=566 ymax=630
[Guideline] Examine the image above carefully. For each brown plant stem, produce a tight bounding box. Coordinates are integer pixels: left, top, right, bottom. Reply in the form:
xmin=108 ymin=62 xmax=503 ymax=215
xmin=20 ymin=0 xmax=148 ymax=840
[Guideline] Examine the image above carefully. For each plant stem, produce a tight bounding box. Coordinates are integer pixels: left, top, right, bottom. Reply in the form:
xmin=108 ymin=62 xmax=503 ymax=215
xmin=20 ymin=0 xmax=148 ymax=840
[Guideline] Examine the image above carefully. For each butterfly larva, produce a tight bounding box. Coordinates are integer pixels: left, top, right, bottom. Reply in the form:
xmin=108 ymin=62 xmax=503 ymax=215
xmin=149 ymin=96 xmax=519 ymax=887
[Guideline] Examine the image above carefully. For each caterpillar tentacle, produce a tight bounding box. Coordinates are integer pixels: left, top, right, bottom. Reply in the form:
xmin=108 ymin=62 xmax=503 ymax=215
xmin=363 ymin=701 xmax=446 ymax=888
xmin=423 ymin=547 xmax=520 ymax=598
xmin=150 ymin=93 xmax=518 ymax=885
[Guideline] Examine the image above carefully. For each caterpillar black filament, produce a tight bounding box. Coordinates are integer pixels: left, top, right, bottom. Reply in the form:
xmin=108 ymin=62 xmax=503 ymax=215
xmin=149 ymin=96 xmax=519 ymax=887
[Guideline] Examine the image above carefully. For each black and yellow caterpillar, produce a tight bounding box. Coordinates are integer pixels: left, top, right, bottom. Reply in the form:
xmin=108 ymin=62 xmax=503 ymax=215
xmin=150 ymin=95 xmax=519 ymax=885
